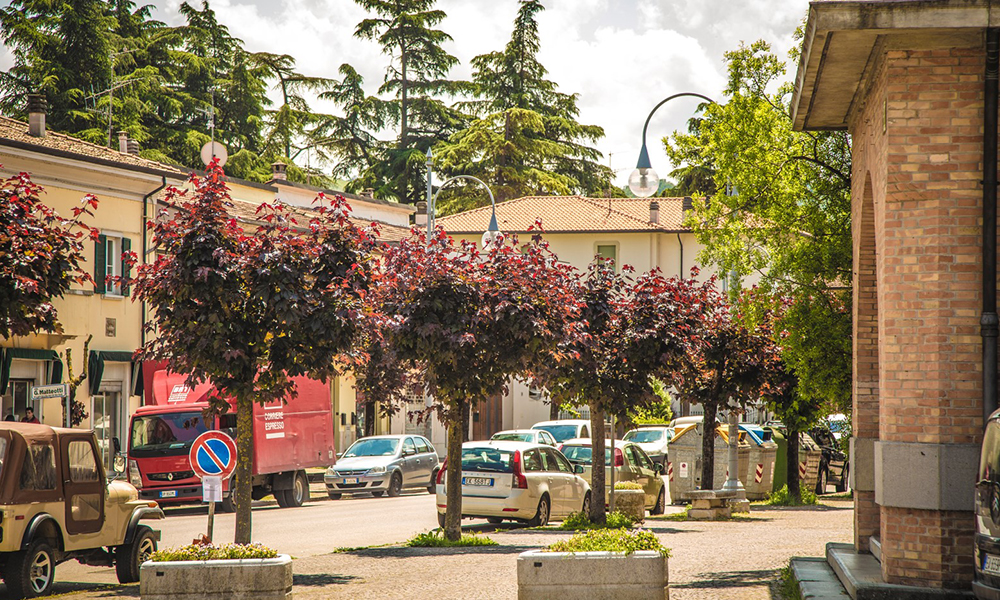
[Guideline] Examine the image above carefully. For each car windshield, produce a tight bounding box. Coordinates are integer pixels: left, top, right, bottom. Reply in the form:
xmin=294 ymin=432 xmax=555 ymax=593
xmin=461 ymin=447 xmax=514 ymax=473
xmin=624 ymin=430 xmax=663 ymax=443
xmin=533 ymin=425 xmax=578 ymax=442
xmin=130 ymin=412 xmax=209 ymax=457
xmin=559 ymin=445 xmax=612 ymax=465
xmin=492 ymin=433 xmax=532 ymax=442
xmin=344 ymin=438 xmax=399 ymax=458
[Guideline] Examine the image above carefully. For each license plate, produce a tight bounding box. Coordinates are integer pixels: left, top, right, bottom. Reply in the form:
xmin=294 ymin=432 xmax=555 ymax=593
xmin=985 ymin=553 xmax=1000 ymax=575
xmin=463 ymin=477 xmax=493 ymax=487
xmin=159 ymin=490 xmax=177 ymax=498
xmin=343 ymin=478 xmax=359 ymax=484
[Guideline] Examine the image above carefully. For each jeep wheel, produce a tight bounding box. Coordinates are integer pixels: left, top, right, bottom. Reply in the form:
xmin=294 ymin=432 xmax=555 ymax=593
xmin=116 ymin=525 xmax=157 ymax=584
xmin=4 ymin=539 xmax=55 ymax=598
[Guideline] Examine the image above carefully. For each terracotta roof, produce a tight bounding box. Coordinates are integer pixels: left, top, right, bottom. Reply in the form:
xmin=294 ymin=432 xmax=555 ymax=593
xmin=223 ymin=197 xmax=411 ymax=244
xmin=0 ymin=115 xmax=186 ymax=177
xmin=437 ymin=195 xmax=689 ymax=234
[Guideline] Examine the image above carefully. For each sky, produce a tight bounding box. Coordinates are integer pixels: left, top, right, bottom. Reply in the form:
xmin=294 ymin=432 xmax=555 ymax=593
xmin=0 ymin=0 xmax=808 ymax=188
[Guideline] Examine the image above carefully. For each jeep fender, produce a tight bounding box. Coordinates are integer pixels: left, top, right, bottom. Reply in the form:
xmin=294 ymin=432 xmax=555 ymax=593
xmin=123 ymin=507 xmax=164 ymax=545
xmin=21 ymin=513 xmax=62 ymax=550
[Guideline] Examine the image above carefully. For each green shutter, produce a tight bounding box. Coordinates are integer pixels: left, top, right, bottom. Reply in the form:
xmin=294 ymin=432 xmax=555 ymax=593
xmin=121 ymin=237 xmax=132 ymax=296
xmin=94 ymin=234 xmax=107 ymax=294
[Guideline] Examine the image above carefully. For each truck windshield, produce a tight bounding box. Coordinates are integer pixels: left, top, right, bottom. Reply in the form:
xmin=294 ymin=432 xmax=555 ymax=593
xmin=344 ymin=438 xmax=399 ymax=458
xmin=130 ymin=412 xmax=209 ymax=457
xmin=624 ymin=430 xmax=663 ymax=443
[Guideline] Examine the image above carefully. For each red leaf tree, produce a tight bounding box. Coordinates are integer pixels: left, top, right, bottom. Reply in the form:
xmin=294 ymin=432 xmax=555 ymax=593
xmin=132 ymin=162 xmax=374 ymax=543
xmin=0 ymin=169 xmax=98 ymax=338
xmin=374 ymin=228 xmax=581 ymax=540
xmin=541 ymin=263 xmax=712 ymax=523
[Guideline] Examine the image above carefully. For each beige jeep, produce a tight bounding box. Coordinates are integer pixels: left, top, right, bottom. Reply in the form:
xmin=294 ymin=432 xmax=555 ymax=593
xmin=0 ymin=423 xmax=164 ymax=598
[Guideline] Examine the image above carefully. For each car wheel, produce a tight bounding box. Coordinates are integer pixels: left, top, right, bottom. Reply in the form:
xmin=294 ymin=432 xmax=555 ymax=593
xmin=372 ymin=491 xmax=384 ymax=497
xmin=115 ymin=525 xmax=157 ymax=584
xmin=387 ymin=472 xmax=402 ymax=497
xmin=651 ymin=487 xmax=666 ymax=515
xmin=816 ymin=468 xmax=828 ymax=495
xmin=527 ymin=495 xmax=550 ymax=527
xmin=836 ymin=466 xmax=850 ymax=493
xmin=328 ymin=492 xmax=343 ymax=500
xmin=581 ymin=492 xmax=591 ymax=517
xmin=487 ymin=517 xmax=504 ymax=524
xmin=437 ymin=511 xmax=447 ymax=528
xmin=4 ymin=539 xmax=55 ymax=598
xmin=428 ymin=471 xmax=438 ymax=494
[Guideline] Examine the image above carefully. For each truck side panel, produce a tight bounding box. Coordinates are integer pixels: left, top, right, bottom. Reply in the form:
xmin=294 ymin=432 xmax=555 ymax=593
xmin=252 ymin=376 xmax=336 ymax=475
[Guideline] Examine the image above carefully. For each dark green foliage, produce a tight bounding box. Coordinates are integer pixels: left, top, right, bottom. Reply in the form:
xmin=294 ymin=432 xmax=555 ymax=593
xmin=545 ymin=528 xmax=669 ymax=556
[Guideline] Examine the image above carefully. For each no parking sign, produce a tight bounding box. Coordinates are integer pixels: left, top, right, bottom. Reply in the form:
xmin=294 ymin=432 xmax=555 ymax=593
xmin=189 ymin=430 xmax=237 ymax=480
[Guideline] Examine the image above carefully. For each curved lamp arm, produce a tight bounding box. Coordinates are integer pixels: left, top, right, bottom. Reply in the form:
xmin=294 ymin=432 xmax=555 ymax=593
xmin=427 ymin=174 xmax=499 ymax=241
xmin=636 ymin=92 xmax=717 ymax=169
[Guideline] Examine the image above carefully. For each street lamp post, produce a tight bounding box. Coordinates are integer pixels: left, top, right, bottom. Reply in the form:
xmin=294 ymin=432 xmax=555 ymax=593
xmin=425 ymin=150 xmax=501 ymax=247
xmin=630 ymin=93 xmax=744 ymax=498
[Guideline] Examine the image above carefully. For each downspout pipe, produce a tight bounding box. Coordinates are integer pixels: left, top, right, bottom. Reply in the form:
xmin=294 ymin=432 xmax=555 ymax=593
xmin=676 ymin=233 xmax=684 ymax=280
xmin=983 ymin=28 xmax=999 ymax=425
xmin=140 ymin=177 xmax=168 ymax=349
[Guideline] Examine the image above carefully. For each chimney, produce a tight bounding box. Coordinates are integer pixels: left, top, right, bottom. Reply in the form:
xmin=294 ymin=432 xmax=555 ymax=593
xmin=118 ymin=131 xmax=129 ymax=154
xmin=126 ymin=138 xmax=140 ymax=155
xmin=415 ymin=201 xmax=428 ymax=226
xmin=271 ymin=161 xmax=287 ymax=181
xmin=27 ymin=94 xmax=46 ymax=137
xmin=360 ymin=188 xmax=375 ymax=200
xmin=649 ymin=200 xmax=660 ymax=224
xmin=682 ymin=196 xmax=693 ymax=213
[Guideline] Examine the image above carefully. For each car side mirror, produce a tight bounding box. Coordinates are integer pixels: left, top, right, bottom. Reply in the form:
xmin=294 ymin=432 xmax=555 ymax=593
xmin=654 ymin=463 xmax=663 ymax=474
xmin=574 ymin=465 xmax=584 ymax=474
xmin=404 ymin=448 xmax=415 ymax=456
xmin=112 ymin=437 xmax=121 ymax=453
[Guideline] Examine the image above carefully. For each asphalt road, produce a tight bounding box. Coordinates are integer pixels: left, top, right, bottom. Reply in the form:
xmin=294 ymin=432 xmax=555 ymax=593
xmin=44 ymin=490 xmax=441 ymax=594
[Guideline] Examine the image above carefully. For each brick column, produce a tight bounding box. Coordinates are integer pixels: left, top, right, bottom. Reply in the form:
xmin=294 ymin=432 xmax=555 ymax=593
xmin=874 ymin=46 xmax=985 ymax=589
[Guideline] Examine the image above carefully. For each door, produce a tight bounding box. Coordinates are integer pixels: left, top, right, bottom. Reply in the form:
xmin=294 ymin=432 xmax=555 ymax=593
xmin=91 ymin=392 xmax=121 ymax=472
xmin=543 ymin=448 xmax=577 ymax=516
xmin=401 ymin=437 xmax=419 ymax=485
xmin=2 ymin=379 xmax=33 ymax=422
xmin=61 ymin=437 xmax=105 ymax=535
xmin=414 ymin=437 xmax=434 ymax=483
xmin=629 ymin=445 xmax=658 ymax=507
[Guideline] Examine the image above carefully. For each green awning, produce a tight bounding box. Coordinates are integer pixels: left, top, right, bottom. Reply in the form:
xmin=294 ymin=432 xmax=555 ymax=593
xmin=0 ymin=348 xmax=63 ymax=395
xmin=88 ymin=350 xmax=140 ymax=396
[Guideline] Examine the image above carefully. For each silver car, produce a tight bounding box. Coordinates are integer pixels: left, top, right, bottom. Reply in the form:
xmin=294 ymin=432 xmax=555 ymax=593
xmin=623 ymin=426 xmax=673 ymax=465
xmin=325 ymin=435 xmax=440 ymax=499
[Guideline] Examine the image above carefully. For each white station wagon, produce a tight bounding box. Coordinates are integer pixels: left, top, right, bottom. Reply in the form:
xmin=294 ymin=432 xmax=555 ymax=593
xmin=435 ymin=440 xmax=591 ymax=527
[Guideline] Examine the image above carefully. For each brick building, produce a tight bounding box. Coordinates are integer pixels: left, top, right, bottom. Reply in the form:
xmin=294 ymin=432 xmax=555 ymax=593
xmin=792 ymin=0 xmax=1000 ymax=592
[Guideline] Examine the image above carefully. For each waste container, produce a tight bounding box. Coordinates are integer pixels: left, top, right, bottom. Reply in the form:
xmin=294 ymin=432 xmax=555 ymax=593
xmin=739 ymin=424 xmax=777 ymax=500
xmin=763 ymin=425 xmax=822 ymax=494
xmin=667 ymin=423 xmax=750 ymax=503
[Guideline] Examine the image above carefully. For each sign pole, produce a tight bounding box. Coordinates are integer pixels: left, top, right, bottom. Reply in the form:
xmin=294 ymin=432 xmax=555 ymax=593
xmin=207 ymin=497 xmax=215 ymax=541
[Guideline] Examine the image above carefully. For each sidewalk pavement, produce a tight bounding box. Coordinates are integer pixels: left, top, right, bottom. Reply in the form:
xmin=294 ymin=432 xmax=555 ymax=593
xmin=40 ymin=498 xmax=853 ymax=600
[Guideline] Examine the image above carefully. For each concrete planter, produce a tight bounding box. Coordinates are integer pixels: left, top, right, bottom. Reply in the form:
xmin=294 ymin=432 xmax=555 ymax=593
xmin=613 ymin=488 xmax=646 ymax=522
xmin=517 ymin=549 xmax=668 ymax=600
xmin=140 ymin=555 xmax=293 ymax=600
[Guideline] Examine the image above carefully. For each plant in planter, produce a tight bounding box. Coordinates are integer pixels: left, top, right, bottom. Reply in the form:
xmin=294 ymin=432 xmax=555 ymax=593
xmin=557 ymin=510 xmax=638 ymax=531
xmin=613 ymin=482 xmax=647 ymax=523
xmin=140 ymin=543 xmax=291 ymax=600
xmin=517 ymin=529 xmax=670 ymax=600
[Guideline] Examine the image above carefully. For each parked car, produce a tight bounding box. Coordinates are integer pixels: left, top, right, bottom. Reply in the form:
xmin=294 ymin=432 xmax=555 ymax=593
xmin=435 ymin=441 xmax=590 ymax=527
xmin=808 ymin=424 xmax=849 ymax=494
xmin=491 ymin=429 xmax=558 ymax=446
xmin=975 ymin=411 xmax=1000 ymax=598
xmin=325 ymin=435 xmax=439 ymax=499
xmin=622 ymin=426 xmax=673 ymax=465
xmin=0 ymin=423 xmax=165 ymax=598
xmin=557 ymin=438 xmax=668 ymax=514
xmin=531 ymin=419 xmax=591 ymax=443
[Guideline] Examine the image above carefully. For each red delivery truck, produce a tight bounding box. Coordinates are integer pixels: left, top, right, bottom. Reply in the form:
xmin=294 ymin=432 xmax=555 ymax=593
xmin=126 ymin=366 xmax=337 ymax=510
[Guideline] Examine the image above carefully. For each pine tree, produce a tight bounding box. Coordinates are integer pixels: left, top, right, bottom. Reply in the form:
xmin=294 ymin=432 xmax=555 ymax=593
xmin=353 ymin=0 xmax=464 ymax=203
xmin=435 ymin=0 xmax=610 ymax=211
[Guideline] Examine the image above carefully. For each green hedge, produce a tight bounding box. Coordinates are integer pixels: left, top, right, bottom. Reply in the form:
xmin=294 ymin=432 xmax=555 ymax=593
xmin=149 ymin=543 xmax=279 ymax=562
xmin=545 ymin=528 xmax=669 ymax=556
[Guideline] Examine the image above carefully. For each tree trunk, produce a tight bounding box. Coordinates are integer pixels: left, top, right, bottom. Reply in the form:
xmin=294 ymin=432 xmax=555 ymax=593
xmin=787 ymin=425 xmax=801 ymax=499
xmin=444 ymin=406 xmax=464 ymax=541
xmin=461 ymin=402 xmax=470 ymax=443
xmin=363 ymin=402 xmax=375 ymax=437
xmin=234 ymin=395 xmax=255 ymax=544
xmin=549 ymin=400 xmax=559 ymax=420
xmin=700 ymin=402 xmax=719 ymax=490
xmin=588 ymin=403 xmax=606 ymax=524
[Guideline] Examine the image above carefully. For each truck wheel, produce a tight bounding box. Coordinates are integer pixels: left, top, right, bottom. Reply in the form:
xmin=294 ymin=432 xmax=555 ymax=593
xmin=115 ymin=525 xmax=157 ymax=584
xmin=4 ymin=539 xmax=56 ymax=598
xmin=386 ymin=472 xmax=402 ymax=497
xmin=220 ymin=496 xmax=236 ymax=513
xmin=278 ymin=471 xmax=309 ymax=508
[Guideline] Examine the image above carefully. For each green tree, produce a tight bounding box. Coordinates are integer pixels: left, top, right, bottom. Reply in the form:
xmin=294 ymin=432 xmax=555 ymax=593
xmin=434 ymin=0 xmax=610 ymax=211
xmin=354 ymin=0 xmax=463 ymax=203
xmin=665 ymin=39 xmax=852 ymax=416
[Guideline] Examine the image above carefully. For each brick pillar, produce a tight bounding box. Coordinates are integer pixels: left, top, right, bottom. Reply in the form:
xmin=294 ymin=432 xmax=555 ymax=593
xmin=874 ymin=46 xmax=985 ymax=589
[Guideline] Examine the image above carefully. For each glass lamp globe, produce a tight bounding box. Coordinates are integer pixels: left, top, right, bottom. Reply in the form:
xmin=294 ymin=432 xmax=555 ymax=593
xmin=481 ymin=229 xmax=504 ymax=248
xmin=628 ymin=166 xmax=660 ymax=198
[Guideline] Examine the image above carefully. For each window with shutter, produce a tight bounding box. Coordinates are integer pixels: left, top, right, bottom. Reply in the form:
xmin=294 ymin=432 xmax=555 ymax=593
xmin=94 ymin=235 xmax=107 ymax=294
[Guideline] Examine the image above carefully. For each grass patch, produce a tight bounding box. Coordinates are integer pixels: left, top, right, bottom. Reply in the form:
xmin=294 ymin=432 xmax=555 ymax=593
xmin=545 ymin=528 xmax=669 ymax=557
xmin=823 ymin=490 xmax=854 ymax=500
xmin=613 ymin=481 xmax=643 ymax=490
xmin=406 ymin=529 xmax=498 ymax=548
xmin=150 ymin=543 xmax=278 ymax=562
xmin=556 ymin=510 xmax=639 ymax=530
xmin=778 ymin=565 xmax=803 ymax=600
xmin=331 ymin=542 xmax=393 ymax=553
xmin=765 ymin=485 xmax=818 ymax=506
